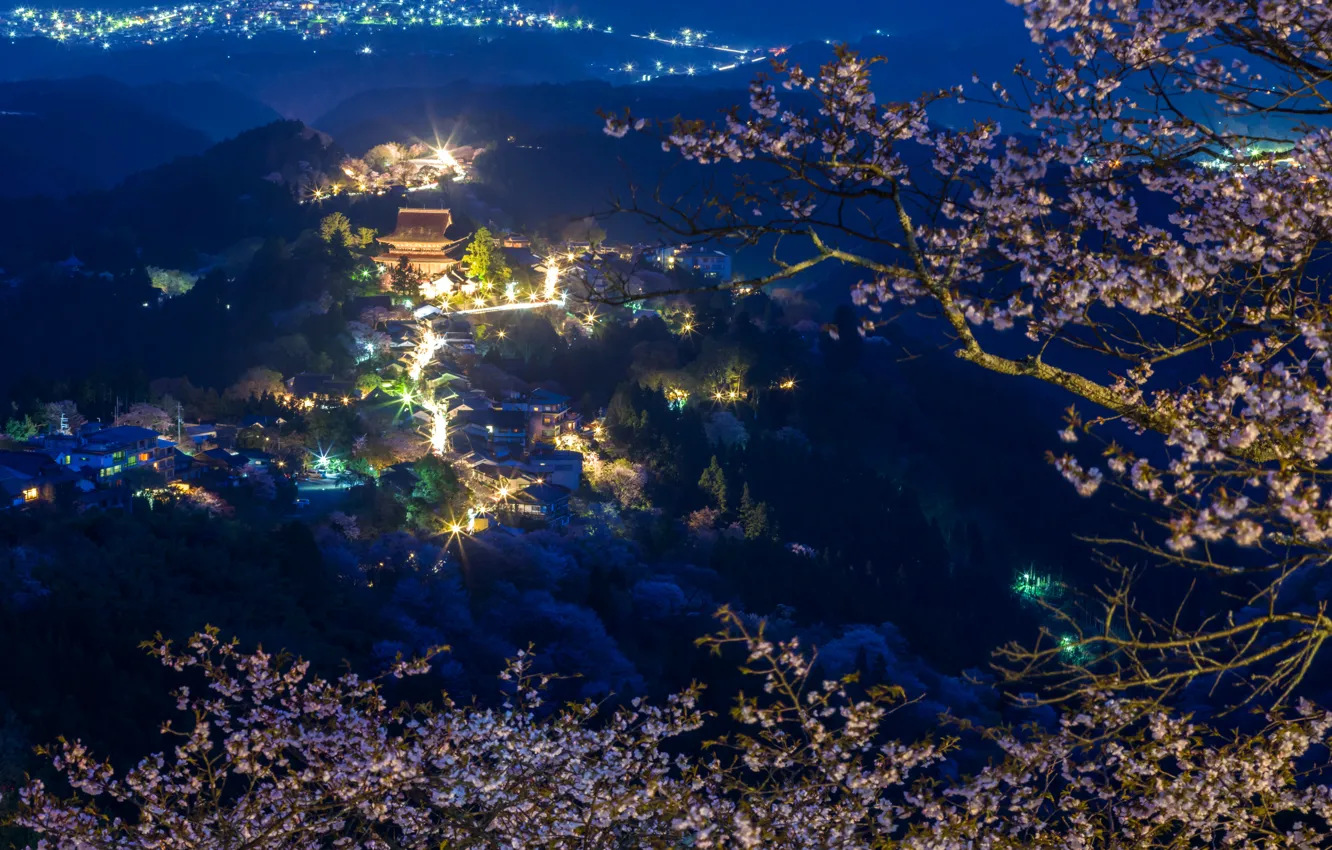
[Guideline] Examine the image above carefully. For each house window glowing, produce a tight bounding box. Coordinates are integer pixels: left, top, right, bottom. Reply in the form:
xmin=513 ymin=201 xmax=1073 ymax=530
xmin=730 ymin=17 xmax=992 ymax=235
xmin=139 ymin=452 xmax=152 ymax=462
xmin=22 ymin=487 xmax=38 ymax=502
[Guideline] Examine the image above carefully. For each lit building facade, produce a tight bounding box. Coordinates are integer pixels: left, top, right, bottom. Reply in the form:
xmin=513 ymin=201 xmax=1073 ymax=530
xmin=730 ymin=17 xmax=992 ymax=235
xmin=653 ymin=246 xmax=732 ymax=280
xmin=51 ymin=426 xmax=175 ymax=482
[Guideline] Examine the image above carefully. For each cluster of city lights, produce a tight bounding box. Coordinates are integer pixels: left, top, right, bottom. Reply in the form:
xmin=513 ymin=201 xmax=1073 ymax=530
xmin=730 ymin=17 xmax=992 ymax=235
xmin=272 ymin=391 xmax=355 ymax=411
xmin=1 ymin=0 xmax=769 ymax=73
xmin=2 ymin=2 xmax=617 ymax=48
xmin=416 ymin=256 xmax=570 ymax=318
xmin=302 ymin=143 xmax=472 ymax=203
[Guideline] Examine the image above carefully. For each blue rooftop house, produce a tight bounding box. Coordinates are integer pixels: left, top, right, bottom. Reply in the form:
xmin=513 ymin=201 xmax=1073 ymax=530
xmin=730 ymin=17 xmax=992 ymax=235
xmin=51 ymin=426 xmax=175 ymax=483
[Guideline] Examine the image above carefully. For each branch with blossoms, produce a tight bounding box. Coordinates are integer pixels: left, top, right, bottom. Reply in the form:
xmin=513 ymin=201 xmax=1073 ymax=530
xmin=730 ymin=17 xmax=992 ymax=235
xmin=16 ymin=612 xmax=1332 ymax=848
xmin=600 ymin=1 xmax=1332 ymax=704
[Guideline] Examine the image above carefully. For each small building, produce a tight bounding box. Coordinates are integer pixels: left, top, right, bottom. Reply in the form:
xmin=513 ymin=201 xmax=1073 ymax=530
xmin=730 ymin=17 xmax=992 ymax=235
xmin=173 ymin=449 xmax=207 ymax=482
xmin=287 ymin=375 xmax=355 ymax=406
xmin=287 ymin=373 xmax=335 ymax=398
xmin=459 ymin=408 xmax=528 ymax=452
xmin=654 ymin=245 xmax=732 ymax=280
xmin=524 ymin=450 xmax=583 ymax=493
xmin=0 ymin=450 xmax=83 ymax=508
xmin=234 ymin=449 xmax=274 ymax=469
xmin=182 ymin=423 xmax=218 ymax=449
xmin=526 ymin=388 xmax=578 ymax=444
xmin=495 ymin=388 xmax=578 ymax=445
xmin=376 ymin=208 xmax=461 ymax=277
xmin=379 ymin=461 xmax=421 ymax=496
xmin=198 ymin=448 xmax=250 ymax=474
xmin=506 ymin=482 xmax=572 ymax=527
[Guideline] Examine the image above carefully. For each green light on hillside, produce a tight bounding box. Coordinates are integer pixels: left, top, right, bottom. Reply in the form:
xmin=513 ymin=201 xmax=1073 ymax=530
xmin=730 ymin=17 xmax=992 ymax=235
xmin=1013 ymin=571 xmax=1053 ymax=600
xmin=1059 ymin=634 xmax=1090 ymax=665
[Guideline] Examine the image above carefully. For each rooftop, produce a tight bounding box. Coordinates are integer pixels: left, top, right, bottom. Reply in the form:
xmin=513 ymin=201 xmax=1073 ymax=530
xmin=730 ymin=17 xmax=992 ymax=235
xmin=461 ymin=408 xmax=528 ymax=433
xmin=200 ymin=448 xmax=249 ymax=469
xmin=83 ymin=425 xmax=161 ymax=447
xmin=0 ymin=450 xmax=66 ymax=478
xmin=516 ymin=481 xmax=572 ymax=505
xmin=380 ymin=208 xmax=455 ymax=245
xmin=529 ymin=388 xmax=572 ymax=406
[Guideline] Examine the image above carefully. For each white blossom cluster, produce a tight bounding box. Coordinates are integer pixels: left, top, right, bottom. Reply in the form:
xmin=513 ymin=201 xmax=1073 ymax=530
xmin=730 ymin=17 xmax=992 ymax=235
xmin=18 ymin=613 xmax=1332 ymax=848
xmin=605 ymin=0 xmax=1332 ymax=689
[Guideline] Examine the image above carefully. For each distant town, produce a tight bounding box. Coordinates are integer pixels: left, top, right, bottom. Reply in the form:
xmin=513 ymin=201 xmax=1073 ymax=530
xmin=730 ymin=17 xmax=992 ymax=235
xmin=1 ymin=0 xmax=779 ymax=80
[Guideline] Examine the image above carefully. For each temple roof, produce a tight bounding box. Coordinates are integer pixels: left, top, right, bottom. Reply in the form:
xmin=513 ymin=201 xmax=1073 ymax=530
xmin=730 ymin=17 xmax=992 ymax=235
xmin=380 ymin=208 xmax=454 ymax=246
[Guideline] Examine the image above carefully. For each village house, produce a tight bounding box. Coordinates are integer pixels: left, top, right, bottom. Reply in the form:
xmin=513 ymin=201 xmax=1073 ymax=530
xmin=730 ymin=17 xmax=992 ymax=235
xmin=465 ymin=460 xmax=573 ymax=529
xmin=457 ymin=407 xmax=528 ymax=453
xmin=0 ymin=450 xmax=84 ymax=509
xmin=523 ymin=449 xmax=583 ymax=493
xmin=506 ymin=481 xmax=572 ymax=527
xmin=652 ymin=245 xmax=733 ymax=281
xmin=287 ymin=374 xmax=355 ymax=405
xmin=494 ymin=388 xmax=578 ymax=445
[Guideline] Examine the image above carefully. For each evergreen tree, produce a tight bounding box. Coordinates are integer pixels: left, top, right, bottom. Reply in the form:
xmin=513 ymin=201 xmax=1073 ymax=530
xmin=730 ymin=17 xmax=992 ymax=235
xmin=739 ymin=483 xmax=773 ymax=541
xmin=389 ymin=257 xmax=422 ymax=303
xmin=699 ymin=456 xmax=727 ymax=513
xmin=3 ymin=415 xmax=37 ymax=442
xmin=461 ymin=227 xmax=511 ymax=284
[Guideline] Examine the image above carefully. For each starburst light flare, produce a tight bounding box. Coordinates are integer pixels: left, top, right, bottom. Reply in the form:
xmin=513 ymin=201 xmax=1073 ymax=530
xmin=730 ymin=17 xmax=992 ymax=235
xmin=544 ymin=261 xmax=560 ymax=301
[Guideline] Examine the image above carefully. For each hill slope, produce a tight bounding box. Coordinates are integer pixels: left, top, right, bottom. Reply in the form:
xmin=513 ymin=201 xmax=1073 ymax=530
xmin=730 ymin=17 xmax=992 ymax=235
xmin=0 ymin=77 xmax=213 ymax=197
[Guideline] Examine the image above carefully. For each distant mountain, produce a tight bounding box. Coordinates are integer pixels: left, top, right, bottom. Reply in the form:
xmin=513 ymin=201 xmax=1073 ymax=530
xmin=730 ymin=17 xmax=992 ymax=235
xmin=0 ymin=77 xmax=212 ymax=197
xmin=3 ymin=120 xmax=341 ymax=271
xmin=0 ymin=28 xmax=664 ymax=123
xmin=0 ymin=76 xmax=286 ymax=198
xmin=315 ymin=79 xmax=763 ymax=154
xmin=125 ymin=80 xmax=284 ymax=142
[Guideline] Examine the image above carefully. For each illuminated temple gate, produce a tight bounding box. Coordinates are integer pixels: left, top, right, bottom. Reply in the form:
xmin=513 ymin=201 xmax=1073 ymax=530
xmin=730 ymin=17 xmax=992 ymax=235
xmin=376 ymin=208 xmax=461 ymax=277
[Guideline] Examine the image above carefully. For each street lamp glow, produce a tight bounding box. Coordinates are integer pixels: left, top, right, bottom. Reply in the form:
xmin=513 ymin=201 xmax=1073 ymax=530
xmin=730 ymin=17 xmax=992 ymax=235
xmin=544 ymin=261 xmax=560 ymax=300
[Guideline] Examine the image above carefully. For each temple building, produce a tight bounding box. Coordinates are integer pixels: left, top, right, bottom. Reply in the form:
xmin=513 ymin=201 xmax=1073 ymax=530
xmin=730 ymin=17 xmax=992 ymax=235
xmin=377 ymin=208 xmax=460 ymax=277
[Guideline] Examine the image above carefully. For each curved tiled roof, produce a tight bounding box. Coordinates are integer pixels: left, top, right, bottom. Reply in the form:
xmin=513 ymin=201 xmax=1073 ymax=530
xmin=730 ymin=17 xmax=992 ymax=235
xmin=381 ymin=208 xmax=454 ymax=245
